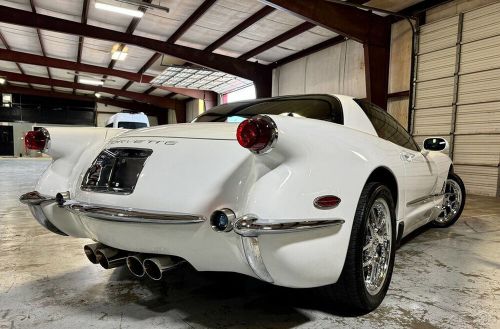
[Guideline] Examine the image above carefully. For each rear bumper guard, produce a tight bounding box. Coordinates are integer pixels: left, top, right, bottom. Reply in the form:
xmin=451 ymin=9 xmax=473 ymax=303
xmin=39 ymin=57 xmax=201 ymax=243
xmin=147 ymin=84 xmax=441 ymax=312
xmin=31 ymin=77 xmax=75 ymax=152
xmin=19 ymin=191 xmax=68 ymax=236
xmin=234 ymin=216 xmax=345 ymax=284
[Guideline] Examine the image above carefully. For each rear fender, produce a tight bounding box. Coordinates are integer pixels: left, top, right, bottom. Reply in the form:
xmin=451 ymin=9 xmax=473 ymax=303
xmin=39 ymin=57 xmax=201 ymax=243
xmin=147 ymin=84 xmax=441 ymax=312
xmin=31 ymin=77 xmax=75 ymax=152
xmin=36 ymin=127 xmax=125 ymax=196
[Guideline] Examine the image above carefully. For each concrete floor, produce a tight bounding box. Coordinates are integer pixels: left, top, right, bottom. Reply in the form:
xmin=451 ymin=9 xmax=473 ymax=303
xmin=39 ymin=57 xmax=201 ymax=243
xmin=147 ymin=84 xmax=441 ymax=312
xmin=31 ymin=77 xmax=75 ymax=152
xmin=0 ymin=158 xmax=499 ymax=329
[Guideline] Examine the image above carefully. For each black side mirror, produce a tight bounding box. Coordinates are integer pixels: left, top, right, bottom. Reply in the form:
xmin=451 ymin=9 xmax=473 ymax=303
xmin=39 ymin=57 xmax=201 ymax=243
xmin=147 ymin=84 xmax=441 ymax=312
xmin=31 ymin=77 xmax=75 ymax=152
xmin=423 ymin=137 xmax=449 ymax=152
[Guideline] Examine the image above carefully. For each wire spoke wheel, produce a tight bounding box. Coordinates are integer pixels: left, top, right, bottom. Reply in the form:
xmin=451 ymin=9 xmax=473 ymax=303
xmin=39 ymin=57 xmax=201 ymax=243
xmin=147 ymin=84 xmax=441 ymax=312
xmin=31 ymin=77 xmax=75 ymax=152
xmin=436 ymin=179 xmax=463 ymax=224
xmin=362 ymin=198 xmax=392 ymax=296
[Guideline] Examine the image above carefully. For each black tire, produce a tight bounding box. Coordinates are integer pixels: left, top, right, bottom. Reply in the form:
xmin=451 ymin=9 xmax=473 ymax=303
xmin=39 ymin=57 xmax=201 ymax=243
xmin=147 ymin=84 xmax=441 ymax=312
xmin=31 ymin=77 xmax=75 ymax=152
xmin=431 ymin=173 xmax=466 ymax=228
xmin=321 ymin=182 xmax=396 ymax=313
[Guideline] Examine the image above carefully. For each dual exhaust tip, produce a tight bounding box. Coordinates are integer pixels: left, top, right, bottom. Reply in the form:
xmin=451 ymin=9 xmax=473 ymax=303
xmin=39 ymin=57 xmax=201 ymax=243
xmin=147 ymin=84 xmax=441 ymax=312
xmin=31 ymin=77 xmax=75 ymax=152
xmin=84 ymin=243 xmax=183 ymax=281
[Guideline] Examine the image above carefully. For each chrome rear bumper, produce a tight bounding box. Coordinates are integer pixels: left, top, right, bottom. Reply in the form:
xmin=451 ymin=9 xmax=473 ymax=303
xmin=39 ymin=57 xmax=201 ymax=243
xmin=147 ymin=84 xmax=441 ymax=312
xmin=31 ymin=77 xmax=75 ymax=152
xmin=63 ymin=201 xmax=206 ymax=224
xmin=19 ymin=191 xmax=345 ymax=285
xmin=19 ymin=191 xmax=68 ymax=236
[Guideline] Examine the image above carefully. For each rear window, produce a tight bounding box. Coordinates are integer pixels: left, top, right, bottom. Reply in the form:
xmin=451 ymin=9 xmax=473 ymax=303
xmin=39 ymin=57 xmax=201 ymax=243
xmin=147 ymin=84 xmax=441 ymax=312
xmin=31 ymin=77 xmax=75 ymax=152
xmin=117 ymin=122 xmax=148 ymax=129
xmin=194 ymin=95 xmax=343 ymax=124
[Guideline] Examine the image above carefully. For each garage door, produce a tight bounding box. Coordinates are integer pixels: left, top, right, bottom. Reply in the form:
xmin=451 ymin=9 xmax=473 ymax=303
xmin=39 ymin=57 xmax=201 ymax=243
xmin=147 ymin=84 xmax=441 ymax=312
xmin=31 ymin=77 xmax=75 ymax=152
xmin=413 ymin=2 xmax=500 ymax=197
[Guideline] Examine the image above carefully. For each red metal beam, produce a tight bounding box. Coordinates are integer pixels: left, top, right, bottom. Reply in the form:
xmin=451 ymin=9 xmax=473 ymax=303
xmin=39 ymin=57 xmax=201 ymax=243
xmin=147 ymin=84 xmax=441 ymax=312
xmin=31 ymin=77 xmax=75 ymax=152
xmin=0 ymin=31 xmax=31 ymax=88
xmin=260 ymin=0 xmax=389 ymax=47
xmin=74 ymin=0 xmax=89 ymax=94
xmin=168 ymin=0 xmax=217 ymax=43
xmin=204 ymin=6 xmax=276 ymax=53
xmin=0 ymin=49 xmax=214 ymax=100
xmin=239 ymin=22 xmax=315 ymax=60
xmin=129 ymin=0 xmax=217 ymax=94
xmin=0 ymin=70 xmax=183 ymax=109
xmin=0 ymin=84 xmax=171 ymax=124
xmin=29 ymin=0 xmax=52 ymax=89
xmin=364 ymin=43 xmax=390 ymax=109
xmin=0 ymin=5 xmax=270 ymax=83
xmin=269 ymin=35 xmax=346 ymax=68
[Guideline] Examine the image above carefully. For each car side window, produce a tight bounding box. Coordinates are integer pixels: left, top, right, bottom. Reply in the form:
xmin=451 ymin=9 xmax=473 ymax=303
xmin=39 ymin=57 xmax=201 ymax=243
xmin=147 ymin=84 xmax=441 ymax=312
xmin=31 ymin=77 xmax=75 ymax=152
xmin=355 ymin=100 xmax=419 ymax=151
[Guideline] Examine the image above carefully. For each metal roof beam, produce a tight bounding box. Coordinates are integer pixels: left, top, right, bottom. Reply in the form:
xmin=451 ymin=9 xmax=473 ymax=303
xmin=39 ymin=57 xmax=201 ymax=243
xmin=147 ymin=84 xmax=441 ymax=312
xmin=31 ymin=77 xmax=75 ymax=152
xmin=0 ymin=70 xmax=183 ymax=109
xmin=260 ymin=0 xmax=390 ymax=46
xmin=239 ymin=21 xmax=315 ymax=60
xmin=204 ymin=6 xmax=275 ymax=53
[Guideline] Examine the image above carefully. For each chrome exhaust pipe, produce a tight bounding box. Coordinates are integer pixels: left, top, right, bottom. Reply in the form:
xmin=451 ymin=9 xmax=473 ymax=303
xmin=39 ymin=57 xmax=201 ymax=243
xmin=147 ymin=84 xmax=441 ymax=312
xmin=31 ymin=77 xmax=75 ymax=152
xmin=83 ymin=243 xmax=104 ymax=264
xmin=126 ymin=254 xmax=148 ymax=278
xmin=95 ymin=247 xmax=127 ymax=269
xmin=143 ymin=256 xmax=184 ymax=281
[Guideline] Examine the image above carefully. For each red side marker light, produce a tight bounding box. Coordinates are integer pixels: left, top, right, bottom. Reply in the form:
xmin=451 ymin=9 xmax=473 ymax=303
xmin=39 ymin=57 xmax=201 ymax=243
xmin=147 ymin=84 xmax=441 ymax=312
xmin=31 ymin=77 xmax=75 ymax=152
xmin=314 ymin=195 xmax=341 ymax=209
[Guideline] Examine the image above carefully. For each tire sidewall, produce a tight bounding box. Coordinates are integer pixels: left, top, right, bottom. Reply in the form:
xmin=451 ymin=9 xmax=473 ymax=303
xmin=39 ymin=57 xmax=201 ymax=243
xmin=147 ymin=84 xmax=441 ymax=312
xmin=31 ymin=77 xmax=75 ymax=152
xmin=432 ymin=173 xmax=466 ymax=228
xmin=355 ymin=184 xmax=397 ymax=309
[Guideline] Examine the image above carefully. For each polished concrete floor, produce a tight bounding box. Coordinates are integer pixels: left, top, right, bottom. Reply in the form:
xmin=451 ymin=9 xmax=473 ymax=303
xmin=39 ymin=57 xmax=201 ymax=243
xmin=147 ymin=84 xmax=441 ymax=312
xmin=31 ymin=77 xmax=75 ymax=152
xmin=0 ymin=158 xmax=499 ymax=329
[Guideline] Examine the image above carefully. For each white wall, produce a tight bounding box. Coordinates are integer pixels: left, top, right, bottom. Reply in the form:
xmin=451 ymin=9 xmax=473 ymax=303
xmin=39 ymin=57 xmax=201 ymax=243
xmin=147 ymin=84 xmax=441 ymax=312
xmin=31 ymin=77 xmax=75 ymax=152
xmin=186 ymin=99 xmax=205 ymax=122
xmin=0 ymin=121 xmax=92 ymax=157
xmin=272 ymin=40 xmax=366 ymax=98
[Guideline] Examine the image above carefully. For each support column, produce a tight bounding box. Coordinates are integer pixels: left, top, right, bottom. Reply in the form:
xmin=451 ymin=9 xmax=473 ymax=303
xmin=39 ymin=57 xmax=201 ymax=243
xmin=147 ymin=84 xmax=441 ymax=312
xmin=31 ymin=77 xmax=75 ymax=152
xmin=364 ymin=42 xmax=390 ymax=110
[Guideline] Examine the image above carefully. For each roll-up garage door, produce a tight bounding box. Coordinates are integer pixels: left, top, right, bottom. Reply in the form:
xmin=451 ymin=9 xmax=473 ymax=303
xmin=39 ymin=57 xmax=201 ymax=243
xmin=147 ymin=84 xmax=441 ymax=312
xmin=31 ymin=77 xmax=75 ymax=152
xmin=413 ymin=2 xmax=500 ymax=196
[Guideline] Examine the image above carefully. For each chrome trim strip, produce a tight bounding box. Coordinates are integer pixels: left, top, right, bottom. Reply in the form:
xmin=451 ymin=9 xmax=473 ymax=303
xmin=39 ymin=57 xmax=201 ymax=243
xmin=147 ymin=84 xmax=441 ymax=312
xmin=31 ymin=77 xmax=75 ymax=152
xmin=234 ymin=215 xmax=345 ymax=237
xmin=406 ymin=193 xmax=444 ymax=207
xmin=241 ymin=237 xmax=274 ymax=283
xmin=64 ymin=201 xmax=206 ymax=224
xmin=19 ymin=191 xmax=67 ymax=236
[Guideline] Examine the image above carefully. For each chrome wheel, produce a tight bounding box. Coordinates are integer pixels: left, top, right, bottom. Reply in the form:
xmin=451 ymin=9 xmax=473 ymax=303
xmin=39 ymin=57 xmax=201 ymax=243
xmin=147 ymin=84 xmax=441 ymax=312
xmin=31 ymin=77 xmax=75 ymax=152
xmin=362 ymin=198 xmax=392 ymax=296
xmin=436 ymin=179 xmax=462 ymax=224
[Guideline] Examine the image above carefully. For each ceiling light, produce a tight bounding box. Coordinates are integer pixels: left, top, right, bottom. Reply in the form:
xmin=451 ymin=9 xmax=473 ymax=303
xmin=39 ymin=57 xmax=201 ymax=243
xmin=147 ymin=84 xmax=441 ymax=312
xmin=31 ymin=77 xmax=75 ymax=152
xmin=95 ymin=93 xmax=102 ymax=98
xmin=111 ymin=44 xmax=128 ymax=61
xmin=95 ymin=2 xmax=144 ymax=18
xmin=0 ymin=77 xmax=5 ymax=84
xmin=79 ymin=77 xmax=104 ymax=86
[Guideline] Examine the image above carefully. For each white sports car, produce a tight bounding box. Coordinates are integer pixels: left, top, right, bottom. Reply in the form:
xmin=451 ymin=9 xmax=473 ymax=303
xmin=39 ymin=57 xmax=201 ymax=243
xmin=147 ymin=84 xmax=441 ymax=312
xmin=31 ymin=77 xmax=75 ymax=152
xmin=20 ymin=94 xmax=466 ymax=312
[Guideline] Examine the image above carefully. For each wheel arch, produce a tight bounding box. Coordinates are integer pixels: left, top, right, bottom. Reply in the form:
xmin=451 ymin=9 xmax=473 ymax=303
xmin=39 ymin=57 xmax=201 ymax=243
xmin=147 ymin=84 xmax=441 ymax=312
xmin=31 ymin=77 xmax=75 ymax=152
xmin=365 ymin=166 xmax=399 ymax=212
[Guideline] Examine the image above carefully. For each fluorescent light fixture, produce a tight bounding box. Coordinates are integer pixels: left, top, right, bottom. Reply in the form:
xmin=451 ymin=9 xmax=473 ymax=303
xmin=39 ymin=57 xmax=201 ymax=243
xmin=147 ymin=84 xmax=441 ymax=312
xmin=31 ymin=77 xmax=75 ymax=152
xmin=95 ymin=2 xmax=144 ymax=18
xmin=111 ymin=44 xmax=128 ymax=61
xmin=95 ymin=93 xmax=102 ymax=98
xmin=79 ymin=77 xmax=104 ymax=86
xmin=0 ymin=77 xmax=6 ymax=84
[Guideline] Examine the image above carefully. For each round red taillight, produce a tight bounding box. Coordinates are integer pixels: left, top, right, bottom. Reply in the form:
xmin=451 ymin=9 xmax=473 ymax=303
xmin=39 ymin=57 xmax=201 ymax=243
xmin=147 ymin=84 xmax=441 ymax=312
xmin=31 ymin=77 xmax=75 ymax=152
xmin=314 ymin=195 xmax=341 ymax=209
xmin=25 ymin=129 xmax=49 ymax=151
xmin=236 ymin=116 xmax=277 ymax=153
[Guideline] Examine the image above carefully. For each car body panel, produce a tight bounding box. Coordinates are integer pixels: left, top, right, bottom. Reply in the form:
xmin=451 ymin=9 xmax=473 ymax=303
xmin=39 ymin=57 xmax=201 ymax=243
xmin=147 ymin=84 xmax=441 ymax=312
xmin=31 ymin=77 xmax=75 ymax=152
xmin=21 ymin=94 xmax=452 ymax=288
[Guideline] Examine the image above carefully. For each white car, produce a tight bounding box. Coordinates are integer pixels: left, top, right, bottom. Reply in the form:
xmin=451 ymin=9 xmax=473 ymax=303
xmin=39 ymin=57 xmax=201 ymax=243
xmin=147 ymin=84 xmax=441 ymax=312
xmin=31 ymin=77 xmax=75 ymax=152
xmin=104 ymin=111 xmax=149 ymax=129
xmin=20 ymin=94 xmax=465 ymax=312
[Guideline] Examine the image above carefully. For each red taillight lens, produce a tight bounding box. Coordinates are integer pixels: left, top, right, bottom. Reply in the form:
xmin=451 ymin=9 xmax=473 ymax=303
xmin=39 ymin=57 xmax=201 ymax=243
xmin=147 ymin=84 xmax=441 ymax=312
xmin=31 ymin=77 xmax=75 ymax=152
xmin=25 ymin=129 xmax=49 ymax=151
xmin=314 ymin=195 xmax=341 ymax=209
xmin=236 ymin=116 xmax=277 ymax=153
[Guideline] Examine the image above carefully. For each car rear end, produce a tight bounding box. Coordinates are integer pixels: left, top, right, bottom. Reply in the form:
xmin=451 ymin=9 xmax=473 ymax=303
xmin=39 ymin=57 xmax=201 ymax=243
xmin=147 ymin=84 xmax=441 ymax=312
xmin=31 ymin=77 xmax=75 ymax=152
xmin=20 ymin=95 xmax=381 ymax=288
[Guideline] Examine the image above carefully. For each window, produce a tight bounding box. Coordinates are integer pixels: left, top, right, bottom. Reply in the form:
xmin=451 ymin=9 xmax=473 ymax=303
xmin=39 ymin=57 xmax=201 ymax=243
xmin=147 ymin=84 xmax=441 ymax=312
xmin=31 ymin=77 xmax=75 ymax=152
xmin=2 ymin=93 xmax=12 ymax=108
xmin=194 ymin=95 xmax=343 ymax=124
xmin=117 ymin=121 xmax=148 ymax=129
xmin=355 ymin=99 xmax=419 ymax=151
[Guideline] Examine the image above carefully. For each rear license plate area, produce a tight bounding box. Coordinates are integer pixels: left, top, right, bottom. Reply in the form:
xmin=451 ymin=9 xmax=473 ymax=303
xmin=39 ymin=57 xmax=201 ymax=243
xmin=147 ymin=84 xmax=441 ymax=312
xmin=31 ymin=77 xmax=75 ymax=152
xmin=81 ymin=148 xmax=153 ymax=194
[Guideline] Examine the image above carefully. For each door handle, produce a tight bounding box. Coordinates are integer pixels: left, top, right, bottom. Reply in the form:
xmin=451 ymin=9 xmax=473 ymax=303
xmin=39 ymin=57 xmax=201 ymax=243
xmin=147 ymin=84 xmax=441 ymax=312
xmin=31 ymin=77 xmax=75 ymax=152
xmin=400 ymin=152 xmax=416 ymax=162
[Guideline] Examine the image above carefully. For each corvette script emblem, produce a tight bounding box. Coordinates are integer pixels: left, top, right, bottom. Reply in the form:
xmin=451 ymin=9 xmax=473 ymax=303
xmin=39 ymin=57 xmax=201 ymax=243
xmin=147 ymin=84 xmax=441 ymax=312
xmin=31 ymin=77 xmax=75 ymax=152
xmin=108 ymin=139 xmax=178 ymax=146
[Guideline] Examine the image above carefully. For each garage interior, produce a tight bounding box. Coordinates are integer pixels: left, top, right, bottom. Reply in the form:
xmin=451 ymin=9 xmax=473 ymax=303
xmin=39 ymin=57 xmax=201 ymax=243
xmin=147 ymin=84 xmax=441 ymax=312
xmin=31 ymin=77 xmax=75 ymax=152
xmin=0 ymin=0 xmax=499 ymax=328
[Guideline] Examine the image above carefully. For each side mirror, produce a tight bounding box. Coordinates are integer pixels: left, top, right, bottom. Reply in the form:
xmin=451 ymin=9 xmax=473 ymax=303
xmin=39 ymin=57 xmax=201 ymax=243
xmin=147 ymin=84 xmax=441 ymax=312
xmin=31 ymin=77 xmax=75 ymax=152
xmin=423 ymin=137 xmax=449 ymax=152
